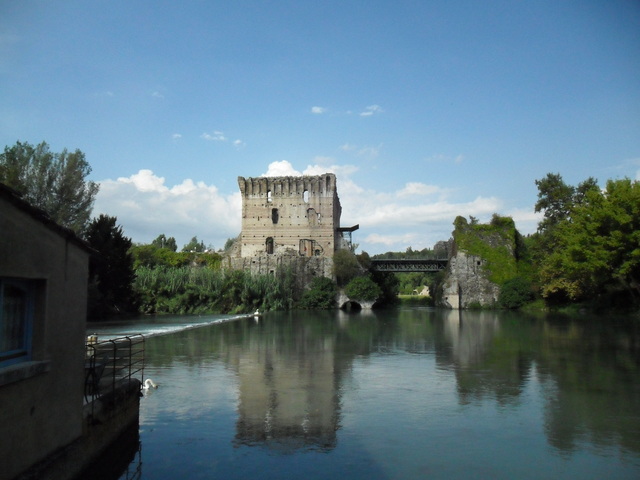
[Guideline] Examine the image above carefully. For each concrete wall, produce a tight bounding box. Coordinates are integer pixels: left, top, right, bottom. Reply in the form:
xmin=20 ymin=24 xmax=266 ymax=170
xmin=237 ymin=174 xmax=342 ymax=259
xmin=0 ymin=191 xmax=90 ymax=479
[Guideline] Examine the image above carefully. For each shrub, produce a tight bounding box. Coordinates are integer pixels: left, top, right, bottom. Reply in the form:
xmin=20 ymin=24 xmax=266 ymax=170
xmin=333 ymin=249 xmax=362 ymax=286
xmin=345 ymin=276 xmax=382 ymax=302
xmin=298 ymin=277 xmax=337 ymax=309
xmin=499 ymin=277 xmax=534 ymax=309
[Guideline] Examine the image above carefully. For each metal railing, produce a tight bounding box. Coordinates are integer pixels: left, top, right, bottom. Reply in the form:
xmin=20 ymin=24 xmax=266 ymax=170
xmin=84 ymin=335 xmax=145 ymax=417
xmin=370 ymin=258 xmax=448 ymax=272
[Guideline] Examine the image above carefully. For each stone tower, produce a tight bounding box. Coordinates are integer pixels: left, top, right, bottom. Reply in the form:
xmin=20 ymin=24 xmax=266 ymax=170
xmin=229 ymin=173 xmax=357 ymax=279
xmin=237 ymin=173 xmax=346 ymax=258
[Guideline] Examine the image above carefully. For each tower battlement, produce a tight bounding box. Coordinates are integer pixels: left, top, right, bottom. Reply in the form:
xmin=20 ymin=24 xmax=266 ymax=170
xmin=237 ymin=173 xmax=345 ymax=258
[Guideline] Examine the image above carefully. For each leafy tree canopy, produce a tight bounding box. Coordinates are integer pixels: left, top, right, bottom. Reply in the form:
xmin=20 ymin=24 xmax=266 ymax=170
xmin=151 ymin=234 xmax=177 ymax=251
xmin=344 ymin=275 xmax=383 ymax=302
xmin=0 ymin=140 xmax=99 ymax=234
xmin=298 ymin=277 xmax=337 ymax=309
xmin=333 ymin=248 xmax=362 ymax=286
xmin=538 ymin=177 xmax=640 ymax=302
xmin=182 ymin=236 xmax=206 ymax=252
xmin=534 ymin=172 xmax=598 ymax=234
xmin=85 ymin=214 xmax=136 ymax=317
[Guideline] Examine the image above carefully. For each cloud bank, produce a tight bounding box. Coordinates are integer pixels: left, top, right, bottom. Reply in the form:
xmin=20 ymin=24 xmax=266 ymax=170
xmin=95 ymin=162 xmax=540 ymax=254
xmin=94 ymin=170 xmax=241 ymax=250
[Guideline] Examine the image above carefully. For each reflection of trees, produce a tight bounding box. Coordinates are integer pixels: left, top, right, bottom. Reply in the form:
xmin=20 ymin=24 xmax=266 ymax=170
xmin=433 ymin=310 xmax=640 ymax=456
xmin=536 ymin=317 xmax=640 ymax=455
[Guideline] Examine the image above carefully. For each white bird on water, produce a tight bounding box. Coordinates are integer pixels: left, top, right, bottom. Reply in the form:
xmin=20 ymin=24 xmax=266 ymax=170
xmin=143 ymin=378 xmax=158 ymax=390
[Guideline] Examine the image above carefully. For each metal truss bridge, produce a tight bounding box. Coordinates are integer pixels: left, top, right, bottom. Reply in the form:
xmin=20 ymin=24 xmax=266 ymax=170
xmin=370 ymin=258 xmax=448 ymax=273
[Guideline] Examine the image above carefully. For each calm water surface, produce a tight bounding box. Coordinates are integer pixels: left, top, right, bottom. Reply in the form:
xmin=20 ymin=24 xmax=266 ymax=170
xmin=92 ymin=308 xmax=640 ymax=479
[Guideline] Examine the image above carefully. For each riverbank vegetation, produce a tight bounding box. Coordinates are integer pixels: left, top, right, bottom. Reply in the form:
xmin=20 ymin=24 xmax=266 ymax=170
xmin=134 ymin=266 xmax=295 ymax=315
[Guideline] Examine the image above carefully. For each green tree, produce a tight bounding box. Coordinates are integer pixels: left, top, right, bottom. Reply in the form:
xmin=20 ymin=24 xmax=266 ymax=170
xmin=345 ymin=276 xmax=382 ymax=302
xmin=333 ymin=249 xmax=362 ymax=286
xmin=538 ymin=178 xmax=640 ymax=302
xmin=298 ymin=277 xmax=337 ymax=309
xmin=85 ymin=215 xmax=136 ymax=318
xmin=182 ymin=236 xmax=206 ymax=252
xmin=0 ymin=141 xmax=99 ymax=234
xmin=499 ymin=277 xmax=534 ymax=309
xmin=223 ymin=237 xmax=237 ymax=252
xmin=534 ymin=173 xmax=598 ymax=234
xmin=151 ymin=234 xmax=177 ymax=252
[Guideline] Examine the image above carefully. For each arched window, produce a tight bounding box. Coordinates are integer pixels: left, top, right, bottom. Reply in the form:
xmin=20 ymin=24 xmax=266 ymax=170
xmin=266 ymin=237 xmax=274 ymax=254
xmin=271 ymin=208 xmax=279 ymax=224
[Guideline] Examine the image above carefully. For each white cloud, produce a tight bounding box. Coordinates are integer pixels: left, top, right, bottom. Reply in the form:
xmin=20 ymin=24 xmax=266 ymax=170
xmin=340 ymin=143 xmax=382 ymax=158
xmin=262 ymin=160 xmax=302 ymax=177
xmin=340 ymin=143 xmax=357 ymax=152
xmin=172 ymin=133 xmax=182 ymax=140
xmin=364 ymin=233 xmax=422 ymax=247
xmin=93 ymin=91 xmax=115 ymax=98
xmin=360 ymin=104 xmax=383 ymax=117
xmin=95 ymin=170 xmax=241 ymax=250
xmin=201 ymin=131 xmax=226 ymax=141
xmin=233 ymin=139 xmax=245 ymax=149
xmin=505 ymin=207 xmax=542 ymax=236
xmin=357 ymin=144 xmax=382 ymax=158
xmin=396 ymin=182 xmax=446 ymax=197
xmin=311 ymin=106 xmax=327 ymax=114
xmin=425 ymin=153 xmax=465 ymax=164
xmin=151 ymin=91 xmax=164 ymax=99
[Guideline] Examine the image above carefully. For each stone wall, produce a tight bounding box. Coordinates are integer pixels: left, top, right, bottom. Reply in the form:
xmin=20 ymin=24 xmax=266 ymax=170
xmin=438 ymin=251 xmax=500 ymax=309
xmin=228 ymin=255 xmax=333 ymax=286
xmin=237 ymin=174 xmax=342 ymax=259
xmin=0 ymin=186 xmax=91 ymax=479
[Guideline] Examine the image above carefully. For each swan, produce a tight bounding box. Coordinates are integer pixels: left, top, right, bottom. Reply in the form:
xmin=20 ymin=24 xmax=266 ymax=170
xmin=143 ymin=378 xmax=158 ymax=390
xmin=254 ymin=309 xmax=260 ymax=316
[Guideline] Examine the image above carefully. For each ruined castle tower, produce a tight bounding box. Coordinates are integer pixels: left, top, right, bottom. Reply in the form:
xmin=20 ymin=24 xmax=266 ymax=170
xmin=237 ymin=173 xmax=345 ymax=258
xmin=230 ymin=173 xmax=357 ymax=279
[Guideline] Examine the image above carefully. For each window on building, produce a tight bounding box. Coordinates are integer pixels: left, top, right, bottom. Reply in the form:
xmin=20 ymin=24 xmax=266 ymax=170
xmin=266 ymin=237 xmax=274 ymax=254
xmin=267 ymin=190 xmax=272 ymax=203
xmin=303 ymin=189 xmax=309 ymax=203
xmin=0 ymin=279 xmax=34 ymax=368
xmin=271 ymin=208 xmax=279 ymax=224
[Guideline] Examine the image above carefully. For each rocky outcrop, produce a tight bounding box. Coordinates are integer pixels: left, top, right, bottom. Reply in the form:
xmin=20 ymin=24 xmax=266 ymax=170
xmin=438 ymin=251 xmax=500 ymax=309
xmin=437 ymin=215 xmax=519 ymax=309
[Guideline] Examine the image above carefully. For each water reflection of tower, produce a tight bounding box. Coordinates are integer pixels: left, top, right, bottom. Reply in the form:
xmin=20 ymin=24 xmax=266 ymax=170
xmin=226 ymin=321 xmax=342 ymax=452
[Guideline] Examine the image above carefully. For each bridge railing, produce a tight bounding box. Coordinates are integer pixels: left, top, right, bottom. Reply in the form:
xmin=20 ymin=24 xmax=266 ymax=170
xmin=370 ymin=258 xmax=448 ymax=272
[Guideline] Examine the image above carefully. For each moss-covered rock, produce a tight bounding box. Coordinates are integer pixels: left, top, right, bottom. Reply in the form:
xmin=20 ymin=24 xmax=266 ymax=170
xmin=438 ymin=215 xmax=523 ymax=309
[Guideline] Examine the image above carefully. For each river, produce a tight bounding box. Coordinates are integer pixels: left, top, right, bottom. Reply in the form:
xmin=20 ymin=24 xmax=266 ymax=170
xmin=89 ymin=307 xmax=640 ymax=479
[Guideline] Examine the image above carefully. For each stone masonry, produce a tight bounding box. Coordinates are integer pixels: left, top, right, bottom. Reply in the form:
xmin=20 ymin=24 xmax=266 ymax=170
xmin=228 ymin=173 xmax=356 ymax=279
xmin=438 ymin=251 xmax=500 ymax=309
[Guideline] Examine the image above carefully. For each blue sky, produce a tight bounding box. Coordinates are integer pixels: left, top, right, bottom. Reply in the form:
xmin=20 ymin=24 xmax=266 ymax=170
xmin=1 ymin=1 xmax=639 ymax=254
